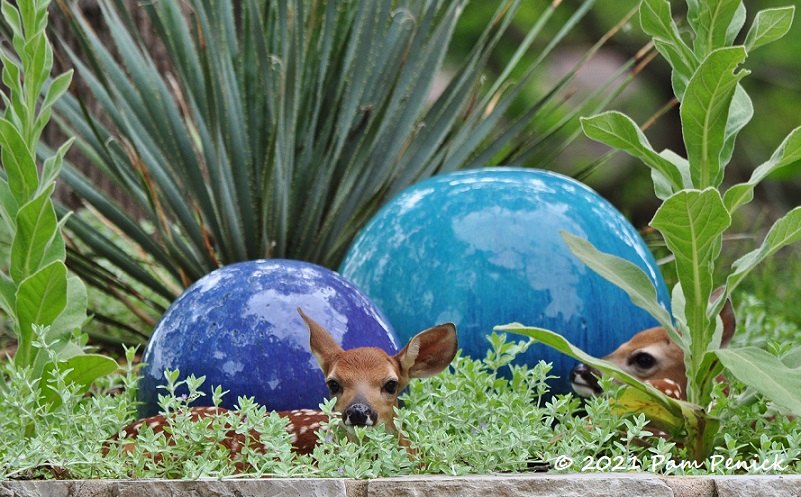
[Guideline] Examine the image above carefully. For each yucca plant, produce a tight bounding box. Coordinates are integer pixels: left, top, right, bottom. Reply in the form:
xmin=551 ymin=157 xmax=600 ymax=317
xmin=49 ymin=0 xmax=640 ymax=341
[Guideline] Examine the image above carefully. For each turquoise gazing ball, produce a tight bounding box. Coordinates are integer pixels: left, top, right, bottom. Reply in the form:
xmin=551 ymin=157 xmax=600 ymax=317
xmin=339 ymin=168 xmax=670 ymax=394
xmin=138 ymin=259 xmax=398 ymax=417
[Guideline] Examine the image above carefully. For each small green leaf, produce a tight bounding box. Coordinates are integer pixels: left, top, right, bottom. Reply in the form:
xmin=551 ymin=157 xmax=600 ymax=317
xmin=719 ymin=84 xmax=753 ymax=168
xmin=717 ymin=346 xmax=801 ymax=415
xmin=725 ymin=3 xmax=747 ymax=46
xmin=580 ymin=112 xmax=685 ymax=191
xmin=680 ymin=47 xmax=748 ymax=188
xmin=727 ymin=206 xmax=801 ymax=293
xmin=724 ymin=126 xmax=801 ymax=212
xmin=40 ymin=138 xmax=74 ymax=190
xmin=1 ymin=1 xmax=23 ymax=38
xmin=0 ymin=179 xmax=18 ymax=231
xmin=0 ymin=272 xmax=16 ymax=319
xmin=745 ymin=7 xmax=795 ymax=52
xmin=40 ymin=354 xmax=118 ymax=410
xmin=0 ymin=117 xmax=38 ymax=204
xmin=639 ymin=0 xmax=697 ymax=74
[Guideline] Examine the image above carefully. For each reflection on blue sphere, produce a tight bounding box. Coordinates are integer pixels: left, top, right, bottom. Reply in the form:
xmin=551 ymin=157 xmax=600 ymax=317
xmin=340 ymin=168 xmax=670 ymax=394
xmin=138 ymin=259 xmax=398 ymax=417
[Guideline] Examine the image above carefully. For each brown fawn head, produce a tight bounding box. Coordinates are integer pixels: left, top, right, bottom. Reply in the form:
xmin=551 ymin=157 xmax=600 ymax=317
xmin=570 ymin=289 xmax=736 ymax=400
xmin=299 ymin=307 xmax=458 ymax=434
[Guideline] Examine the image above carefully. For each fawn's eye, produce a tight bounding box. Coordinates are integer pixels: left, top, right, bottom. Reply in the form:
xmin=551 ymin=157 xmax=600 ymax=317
xmin=383 ymin=380 xmax=399 ymax=394
xmin=632 ymin=352 xmax=656 ymax=370
xmin=326 ymin=379 xmax=341 ymax=395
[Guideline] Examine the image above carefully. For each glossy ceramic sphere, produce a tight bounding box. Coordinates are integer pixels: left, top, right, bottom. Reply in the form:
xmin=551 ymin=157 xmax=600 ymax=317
xmin=138 ymin=259 xmax=398 ymax=417
xmin=339 ymin=168 xmax=670 ymax=394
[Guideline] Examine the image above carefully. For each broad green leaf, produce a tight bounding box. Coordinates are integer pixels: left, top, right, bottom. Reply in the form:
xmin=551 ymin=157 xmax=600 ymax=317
xmin=0 ymin=117 xmax=38 ymax=204
xmin=14 ymin=261 xmax=68 ymax=368
xmin=690 ymin=0 xmax=743 ymax=58
xmin=10 ymin=184 xmax=64 ymax=284
xmin=724 ymin=127 xmax=801 ymax=213
xmin=651 ymin=189 xmax=730 ymax=354
xmin=611 ymin=387 xmax=684 ymax=435
xmin=47 ymin=272 xmax=89 ymax=344
xmin=580 ymin=112 xmax=685 ymax=190
xmin=680 ymin=47 xmax=748 ymax=188
xmin=727 ymin=206 xmax=801 ymax=292
xmin=40 ymin=354 xmax=118 ymax=410
xmin=495 ymin=323 xmax=685 ymax=417
xmin=560 ymin=231 xmax=678 ymax=343
xmin=745 ymin=7 xmax=795 ymax=52
xmin=717 ymin=346 xmax=801 ymax=415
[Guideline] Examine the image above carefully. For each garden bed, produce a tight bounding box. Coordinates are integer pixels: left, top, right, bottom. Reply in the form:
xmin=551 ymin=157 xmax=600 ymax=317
xmin=2 ymin=474 xmax=800 ymax=497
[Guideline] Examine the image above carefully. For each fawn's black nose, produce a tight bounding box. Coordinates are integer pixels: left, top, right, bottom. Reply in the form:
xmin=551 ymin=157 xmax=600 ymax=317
xmin=343 ymin=403 xmax=377 ymax=426
xmin=569 ymin=363 xmax=603 ymax=397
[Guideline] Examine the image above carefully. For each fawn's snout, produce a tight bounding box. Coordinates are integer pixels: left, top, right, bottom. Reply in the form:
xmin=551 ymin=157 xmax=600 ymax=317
xmin=569 ymin=362 xmax=603 ymax=397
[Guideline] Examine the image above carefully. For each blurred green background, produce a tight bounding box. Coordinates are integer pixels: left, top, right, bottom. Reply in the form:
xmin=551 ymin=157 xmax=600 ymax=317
xmin=451 ymin=0 xmax=801 ymax=226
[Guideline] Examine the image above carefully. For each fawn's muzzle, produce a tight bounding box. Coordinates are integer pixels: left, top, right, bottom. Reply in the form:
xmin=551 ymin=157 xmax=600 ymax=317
xmin=569 ymin=363 xmax=603 ymax=397
xmin=343 ymin=402 xmax=377 ymax=426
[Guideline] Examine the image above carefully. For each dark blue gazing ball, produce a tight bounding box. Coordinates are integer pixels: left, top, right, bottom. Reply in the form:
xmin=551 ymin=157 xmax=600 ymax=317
xmin=137 ymin=259 xmax=398 ymax=417
xmin=339 ymin=168 xmax=670 ymax=394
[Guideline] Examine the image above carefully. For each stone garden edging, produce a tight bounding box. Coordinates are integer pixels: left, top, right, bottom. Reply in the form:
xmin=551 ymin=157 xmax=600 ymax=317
xmin=2 ymin=473 xmax=800 ymax=497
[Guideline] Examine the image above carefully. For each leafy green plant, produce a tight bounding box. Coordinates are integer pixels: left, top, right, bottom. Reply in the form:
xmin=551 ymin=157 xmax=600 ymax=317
xmin=2 ymin=332 xmax=799 ymax=479
xmin=0 ymin=0 xmax=116 ymax=413
xmin=49 ymin=0 xmax=638 ymax=340
xmin=499 ymin=0 xmax=801 ymax=462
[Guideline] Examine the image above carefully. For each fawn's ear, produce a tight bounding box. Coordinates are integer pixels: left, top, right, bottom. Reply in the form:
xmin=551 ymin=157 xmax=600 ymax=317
xmin=298 ymin=308 xmax=344 ymax=375
xmin=710 ymin=287 xmax=736 ymax=348
xmin=395 ymin=323 xmax=458 ymax=379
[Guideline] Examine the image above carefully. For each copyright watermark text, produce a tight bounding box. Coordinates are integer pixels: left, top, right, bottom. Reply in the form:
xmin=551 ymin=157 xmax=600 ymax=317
xmin=551 ymin=454 xmax=790 ymax=473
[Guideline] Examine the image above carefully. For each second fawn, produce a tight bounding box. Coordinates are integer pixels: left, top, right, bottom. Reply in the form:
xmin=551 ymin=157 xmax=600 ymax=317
xmin=570 ymin=289 xmax=735 ymax=401
xmin=115 ymin=308 xmax=458 ymax=456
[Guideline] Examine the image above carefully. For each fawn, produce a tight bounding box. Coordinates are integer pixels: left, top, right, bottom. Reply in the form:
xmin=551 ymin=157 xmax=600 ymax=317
xmin=114 ymin=308 xmax=458 ymax=456
xmin=570 ymin=289 xmax=735 ymax=401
